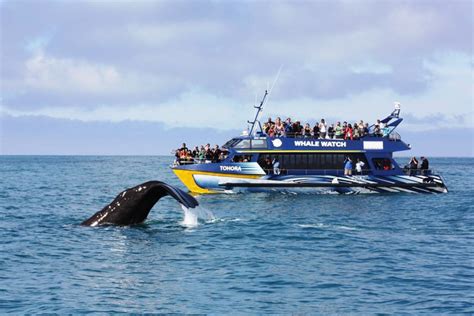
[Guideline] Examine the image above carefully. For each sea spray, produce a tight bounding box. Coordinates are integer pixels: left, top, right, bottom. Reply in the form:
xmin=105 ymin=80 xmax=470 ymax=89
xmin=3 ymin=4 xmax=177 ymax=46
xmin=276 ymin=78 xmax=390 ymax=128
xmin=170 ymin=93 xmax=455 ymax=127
xmin=180 ymin=204 xmax=216 ymax=227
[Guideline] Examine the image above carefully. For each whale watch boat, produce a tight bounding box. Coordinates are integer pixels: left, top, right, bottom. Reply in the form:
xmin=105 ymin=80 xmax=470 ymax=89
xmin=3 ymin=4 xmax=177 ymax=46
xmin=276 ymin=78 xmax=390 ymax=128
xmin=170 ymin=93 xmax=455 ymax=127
xmin=171 ymin=91 xmax=448 ymax=194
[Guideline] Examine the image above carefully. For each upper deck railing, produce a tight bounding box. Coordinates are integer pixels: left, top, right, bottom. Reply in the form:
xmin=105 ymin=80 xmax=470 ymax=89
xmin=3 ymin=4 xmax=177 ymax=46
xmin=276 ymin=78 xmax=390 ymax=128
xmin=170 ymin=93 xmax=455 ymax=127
xmin=258 ymin=131 xmax=402 ymax=140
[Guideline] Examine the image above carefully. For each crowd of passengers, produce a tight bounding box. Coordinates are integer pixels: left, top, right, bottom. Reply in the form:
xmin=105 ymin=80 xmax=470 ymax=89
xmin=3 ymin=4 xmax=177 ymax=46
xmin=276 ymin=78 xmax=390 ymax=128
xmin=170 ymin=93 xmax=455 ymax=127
xmin=262 ymin=117 xmax=388 ymax=139
xmin=174 ymin=143 xmax=228 ymax=165
xmin=405 ymin=156 xmax=430 ymax=175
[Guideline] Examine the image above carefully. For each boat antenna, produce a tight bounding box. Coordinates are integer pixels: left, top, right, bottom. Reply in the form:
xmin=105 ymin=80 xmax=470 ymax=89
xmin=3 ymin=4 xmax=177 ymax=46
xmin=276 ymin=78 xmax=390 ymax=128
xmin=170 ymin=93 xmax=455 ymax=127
xmin=247 ymin=65 xmax=283 ymax=136
xmin=267 ymin=64 xmax=283 ymax=103
xmin=248 ymin=90 xmax=268 ymax=136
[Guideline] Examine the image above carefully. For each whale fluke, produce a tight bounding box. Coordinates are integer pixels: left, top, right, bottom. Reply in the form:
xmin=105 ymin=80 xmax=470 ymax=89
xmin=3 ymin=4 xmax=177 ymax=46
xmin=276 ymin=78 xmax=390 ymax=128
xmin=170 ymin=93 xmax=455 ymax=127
xmin=81 ymin=181 xmax=198 ymax=226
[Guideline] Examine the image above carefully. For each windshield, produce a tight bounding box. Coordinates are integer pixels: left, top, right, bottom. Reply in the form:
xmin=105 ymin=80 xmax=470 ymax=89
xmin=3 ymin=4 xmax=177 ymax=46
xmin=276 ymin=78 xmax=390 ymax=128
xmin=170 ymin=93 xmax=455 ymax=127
xmin=222 ymin=138 xmax=242 ymax=149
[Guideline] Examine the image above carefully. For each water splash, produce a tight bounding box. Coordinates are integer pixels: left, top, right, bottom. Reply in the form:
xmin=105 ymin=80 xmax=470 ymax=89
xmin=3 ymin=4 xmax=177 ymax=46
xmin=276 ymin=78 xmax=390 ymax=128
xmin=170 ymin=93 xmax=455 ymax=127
xmin=180 ymin=204 xmax=216 ymax=228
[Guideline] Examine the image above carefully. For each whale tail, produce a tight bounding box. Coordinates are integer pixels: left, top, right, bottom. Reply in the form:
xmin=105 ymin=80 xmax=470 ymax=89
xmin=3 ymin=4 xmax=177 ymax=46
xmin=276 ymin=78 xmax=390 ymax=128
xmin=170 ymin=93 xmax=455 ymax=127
xmin=81 ymin=181 xmax=198 ymax=226
xmin=158 ymin=181 xmax=199 ymax=209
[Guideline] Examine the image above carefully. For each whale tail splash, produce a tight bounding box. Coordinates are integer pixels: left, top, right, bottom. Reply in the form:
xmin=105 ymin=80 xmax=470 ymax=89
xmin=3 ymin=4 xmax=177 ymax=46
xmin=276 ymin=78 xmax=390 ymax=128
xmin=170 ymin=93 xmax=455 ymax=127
xmin=81 ymin=181 xmax=198 ymax=227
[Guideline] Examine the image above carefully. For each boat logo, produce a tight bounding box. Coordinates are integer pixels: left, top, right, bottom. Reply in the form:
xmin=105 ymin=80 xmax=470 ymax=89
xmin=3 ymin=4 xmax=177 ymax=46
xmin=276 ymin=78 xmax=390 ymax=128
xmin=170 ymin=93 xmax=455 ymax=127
xmin=272 ymin=139 xmax=283 ymax=147
xmin=220 ymin=166 xmax=242 ymax=172
xmin=294 ymin=140 xmax=347 ymax=147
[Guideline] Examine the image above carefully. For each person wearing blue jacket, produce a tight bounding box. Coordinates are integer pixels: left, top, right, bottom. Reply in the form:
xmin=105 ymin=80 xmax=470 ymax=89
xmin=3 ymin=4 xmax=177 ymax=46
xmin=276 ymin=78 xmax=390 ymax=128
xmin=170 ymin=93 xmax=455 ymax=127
xmin=344 ymin=157 xmax=353 ymax=176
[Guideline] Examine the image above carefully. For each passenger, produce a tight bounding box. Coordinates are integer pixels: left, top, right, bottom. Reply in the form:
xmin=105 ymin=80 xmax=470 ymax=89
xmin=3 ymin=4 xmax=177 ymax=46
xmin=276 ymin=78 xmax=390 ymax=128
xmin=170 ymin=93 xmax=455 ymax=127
xmin=285 ymin=118 xmax=294 ymax=137
xmin=179 ymin=143 xmax=188 ymax=153
xmin=355 ymin=158 xmax=365 ymax=175
xmin=263 ymin=117 xmax=274 ymax=135
xmin=179 ymin=148 xmax=187 ymax=161
xmin=292 ymin=121 xmax=303 ymax=137
xmin=344 ymin=157 xmax=353 ymax=176
xmin=353 ymin=123 xmax=360 ymax=139
xmin=374 ymin=124 xmax=381 ymax=137
xmin=219 ymin=151 xmax=226 ymax=161
xmin=408 ymin=156 xmax=418 ymax=175
xmin=274 ymin=117 xmax=286 ymax=137
xmin=319 ymin=119 xmax=327 ymax=139
xmin=198 ymin=149 xmax=206 ymax=162
xmin=303 ymin=123 xmax=312 ymax=137
xmin=263 ymin=122 xmax=271 ymax=134
xmin=344 ymin=123 xmax=353 ymax=140
xmin=192 ymin=146 xmax=199 ymax=158
xmin=205 ymin=147 xmax=213 ymax=163
xmin=186 ymin=150 xmax=193 ymax=163
xmin=272 ymin=157 xmax=281 ymax=175
xmin=334 ymin=122 xmax=343 ymax=139
xmin=358 ymin=123 xmax=365 ymax=138
xmin=213 ymin=145 xmax=221 ymax=162
xmin=312 ymin=122 xmax=320 ymax=139
xmin=420 ymin=156 xmax=429 ymax=175
xmin=328 ymin=124 xmax=335 ymax=139
xmin=264 ymin=155 xmax=273 ymax=173
xmin=174 ymin=149 xmax=180 ymax=164
xmin=267 ymin=125 xmax=275 ymax=137
xmin=363 ymin=123 xmax=369 ymax=136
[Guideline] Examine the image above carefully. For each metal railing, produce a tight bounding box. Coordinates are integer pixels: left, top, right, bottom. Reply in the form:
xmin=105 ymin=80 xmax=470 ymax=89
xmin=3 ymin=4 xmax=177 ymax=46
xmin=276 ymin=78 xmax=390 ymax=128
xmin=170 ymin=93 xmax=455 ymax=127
xmin=262 ymin=168 xmax=371 ymax=176
xmin=402 ymin=168 xmax=435 ymax=176
xmin=173 ymin=157 xmax=225 ymax=166
xmin=263 ymin=132 xmax=401 ymax=141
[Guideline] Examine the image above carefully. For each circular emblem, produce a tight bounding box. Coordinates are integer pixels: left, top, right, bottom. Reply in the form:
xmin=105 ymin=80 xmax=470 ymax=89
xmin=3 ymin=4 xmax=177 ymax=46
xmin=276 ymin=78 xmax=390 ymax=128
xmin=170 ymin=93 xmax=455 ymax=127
xmin=272 ymin=138 xmax=282 ymax=148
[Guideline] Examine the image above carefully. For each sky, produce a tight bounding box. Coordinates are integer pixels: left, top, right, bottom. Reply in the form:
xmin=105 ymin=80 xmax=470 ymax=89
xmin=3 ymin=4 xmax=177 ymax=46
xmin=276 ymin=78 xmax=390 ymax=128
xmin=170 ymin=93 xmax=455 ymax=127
xmin=0 ymin=0 xmax=473 ymax=156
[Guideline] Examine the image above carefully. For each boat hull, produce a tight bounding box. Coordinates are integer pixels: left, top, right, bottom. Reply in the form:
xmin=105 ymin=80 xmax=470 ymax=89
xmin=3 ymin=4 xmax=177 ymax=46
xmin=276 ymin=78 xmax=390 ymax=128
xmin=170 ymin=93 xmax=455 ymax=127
xmin=172 ymin=166 xmax=448 ymax=194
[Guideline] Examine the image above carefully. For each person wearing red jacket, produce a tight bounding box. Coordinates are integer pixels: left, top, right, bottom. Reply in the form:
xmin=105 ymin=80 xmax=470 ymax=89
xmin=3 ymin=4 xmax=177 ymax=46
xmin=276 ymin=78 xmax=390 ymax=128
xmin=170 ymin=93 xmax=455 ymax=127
xmin=344 ymin=123 xmax=353 ymax=140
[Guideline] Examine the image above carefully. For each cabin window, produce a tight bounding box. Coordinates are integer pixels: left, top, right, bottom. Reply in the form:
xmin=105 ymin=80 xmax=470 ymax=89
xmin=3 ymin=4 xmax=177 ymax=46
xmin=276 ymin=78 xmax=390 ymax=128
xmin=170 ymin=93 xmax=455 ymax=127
xmin=222 ymin=138 xmax=242 ymax=148
xmin=234 ymin=139 xmax=251 ymax=149
xmin=251 ymin=139 xmax=267 ymax=148
xmin=372 ymin=158 xmax=394 ymax=170
xmin=258 ymin=153 xmax=368 ymax=170
xmin=233 ymin=155 xmax=253 ymax=162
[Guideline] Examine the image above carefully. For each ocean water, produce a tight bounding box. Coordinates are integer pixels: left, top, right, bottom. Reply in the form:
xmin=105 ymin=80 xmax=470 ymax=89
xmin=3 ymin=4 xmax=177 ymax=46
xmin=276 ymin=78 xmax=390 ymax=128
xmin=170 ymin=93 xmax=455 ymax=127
xmin=0 ymin=156 xmax=472 ymax=314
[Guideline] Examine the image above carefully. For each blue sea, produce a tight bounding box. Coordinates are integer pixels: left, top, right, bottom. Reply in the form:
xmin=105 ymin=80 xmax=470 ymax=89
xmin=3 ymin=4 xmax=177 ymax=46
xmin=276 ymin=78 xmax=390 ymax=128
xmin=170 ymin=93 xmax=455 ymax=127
xmin=0 ymin=156 xmax=473 ymax=314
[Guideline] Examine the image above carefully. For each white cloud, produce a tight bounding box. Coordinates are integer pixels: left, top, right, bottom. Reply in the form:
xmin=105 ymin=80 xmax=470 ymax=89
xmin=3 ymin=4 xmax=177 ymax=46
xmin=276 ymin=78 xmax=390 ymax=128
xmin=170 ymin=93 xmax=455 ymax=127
xmin=22 ymin=51 xmax=174 ymax=96
xmin=1 ymin=90 xmax=250 ymax=130
xmin=25 ymin=52 xmax=122 ymax=93
xmin=3 ymin=52 xmax=472 ymax=132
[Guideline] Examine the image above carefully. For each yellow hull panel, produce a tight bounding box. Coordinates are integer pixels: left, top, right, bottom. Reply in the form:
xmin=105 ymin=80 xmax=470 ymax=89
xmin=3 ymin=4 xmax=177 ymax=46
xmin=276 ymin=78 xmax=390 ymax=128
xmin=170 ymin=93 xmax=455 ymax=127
xmin=172 ymin=169 xmax=261 ymax=194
